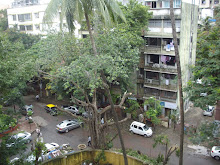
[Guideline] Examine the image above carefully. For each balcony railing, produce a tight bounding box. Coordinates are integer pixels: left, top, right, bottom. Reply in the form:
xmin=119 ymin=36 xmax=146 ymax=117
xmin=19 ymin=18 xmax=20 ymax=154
xmin=145 ymin=63 xmax=177 ymax=74
xmin=144 ymin=78 xmax=177 ymax=92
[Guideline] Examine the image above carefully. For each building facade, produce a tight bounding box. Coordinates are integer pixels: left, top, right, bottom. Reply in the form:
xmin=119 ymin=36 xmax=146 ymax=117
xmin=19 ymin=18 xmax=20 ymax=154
xmin=136 ymin=0 xmax=199 ymax=117
xmin=7 ymin=0 xmax=85 ymax=37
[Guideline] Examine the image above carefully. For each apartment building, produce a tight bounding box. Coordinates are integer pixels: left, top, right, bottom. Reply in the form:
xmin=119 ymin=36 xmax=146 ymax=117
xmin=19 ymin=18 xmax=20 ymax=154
xmin=7 ymin=0 xmax=85 ymax=37
xmin=199 ymin=0 xmax=219 ymax=19
xmin=136 ymin=0 xmax=199 ymax=117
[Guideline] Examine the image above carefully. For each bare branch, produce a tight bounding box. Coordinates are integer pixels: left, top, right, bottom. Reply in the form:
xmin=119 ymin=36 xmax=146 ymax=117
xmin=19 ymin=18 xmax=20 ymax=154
xmin=100 ymin=105 xmax=125 ymax=114
xmin=119 ymin=91 xmax=132 ymax=106
xmin=100 ymin=117 xmax=128 ymax=129
xmin=70 ymin=95 xmax=89 ymax=107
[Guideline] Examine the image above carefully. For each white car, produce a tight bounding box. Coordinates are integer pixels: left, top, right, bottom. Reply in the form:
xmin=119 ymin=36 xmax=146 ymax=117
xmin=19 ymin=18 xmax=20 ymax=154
xmin=64 ymin=106 xmax=81 ymax=115
xmin=211 ymin=146 xmax=220 ymax=160
xmin=45 ymin=143 xmax=59 ymax=152
xmin=203 ymin=106 xmax=214 ymax=117
xmin=6 ymin=132 xmax=32 ymax=147
xmin=129 ymin=121 xmax=153 ymax=137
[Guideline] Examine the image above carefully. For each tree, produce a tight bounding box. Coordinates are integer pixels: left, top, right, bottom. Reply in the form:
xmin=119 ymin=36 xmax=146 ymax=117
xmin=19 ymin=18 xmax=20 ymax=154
xmin=153 ymin=135 xmax=179 ymax=165
xmin=0 ymin=9 xmax=8 ymax=31
xmin=0 ymin=32 xmax=36 ymax=107
xmin=185 ymin=15 xmax=220 ymax=110
xmin=43 ymin=1 xmax=150 ymax=164
xmin=144 ymin=97 xmax=162 ymax=128
xmin=170 ymin=0 xmax=184 ymax=164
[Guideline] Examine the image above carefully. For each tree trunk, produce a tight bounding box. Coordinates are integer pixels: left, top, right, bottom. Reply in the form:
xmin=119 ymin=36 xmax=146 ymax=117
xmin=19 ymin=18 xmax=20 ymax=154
xmin=170 ymin=1 xmax=184 ymax=165
xmin=84 ymin=12 xmax=128 ymax=165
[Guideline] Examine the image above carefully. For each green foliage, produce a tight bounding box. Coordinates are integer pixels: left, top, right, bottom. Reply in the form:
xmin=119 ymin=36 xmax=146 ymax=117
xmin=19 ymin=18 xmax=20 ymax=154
xmin=118 ymin=0 xmax=152 ymax=35
xmin=153 ymin=135 xmax=169 ymax=148
xmin=0 ymin=9 xmax=8 ymax=31
xmin=144 ymin=97 xmax=162 ymax=125
xmin=0 ymin=114 xmax=17 ymax=132
xmin=185 ymin=9 xmax=220 ymax=109
xmin=0 ymin=32 xmax=37 ymax=106
xmin=188 ymin=121 xmax=220 ymax=147
xmin=33 ymin=141 xmax=46 ymax=164
xmin=115 ymin=148 xmax=162 ymax=164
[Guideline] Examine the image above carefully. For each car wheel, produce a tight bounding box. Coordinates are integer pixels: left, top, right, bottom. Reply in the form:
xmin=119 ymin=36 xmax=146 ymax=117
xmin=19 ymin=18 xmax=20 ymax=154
xmin=65 ymin=129 xmax=69 ymax=133
xmin=144 ymin=134 xmax=148 ymax=138
xmin=214 ymin=156 xmax=220 ymax=160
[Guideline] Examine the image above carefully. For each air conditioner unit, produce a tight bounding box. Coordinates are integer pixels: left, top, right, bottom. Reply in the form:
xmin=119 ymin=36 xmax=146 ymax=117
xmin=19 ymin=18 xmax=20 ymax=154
xmin=148 ymin=79 xmax=153 ymax=83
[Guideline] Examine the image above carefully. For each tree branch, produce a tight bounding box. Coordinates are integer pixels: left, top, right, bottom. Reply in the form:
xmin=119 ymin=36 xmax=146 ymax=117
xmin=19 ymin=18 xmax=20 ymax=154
xmin=100 ymin=117 xmax=128 ymax=129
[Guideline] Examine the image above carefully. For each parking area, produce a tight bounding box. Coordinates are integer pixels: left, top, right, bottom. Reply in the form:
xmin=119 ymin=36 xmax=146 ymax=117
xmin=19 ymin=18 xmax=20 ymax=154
xmin=21 ymin=95 xmax=219 ymax=165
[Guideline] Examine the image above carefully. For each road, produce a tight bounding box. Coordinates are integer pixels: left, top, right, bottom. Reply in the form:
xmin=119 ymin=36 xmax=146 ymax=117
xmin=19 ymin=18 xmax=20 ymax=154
xmin=24 ymin=95 xmax=219 ymax=165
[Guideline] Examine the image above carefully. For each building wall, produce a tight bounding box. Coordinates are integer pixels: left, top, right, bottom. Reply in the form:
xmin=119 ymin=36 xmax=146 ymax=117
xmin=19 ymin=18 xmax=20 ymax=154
xmin=7 ymin=0 xmax=81 ymax=37
xmin=179 ymin=1 xmax=198 ymax=110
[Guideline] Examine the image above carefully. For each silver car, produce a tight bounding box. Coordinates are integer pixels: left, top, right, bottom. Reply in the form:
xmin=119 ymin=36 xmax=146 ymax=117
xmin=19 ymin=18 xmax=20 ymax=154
xmin=56 ymin=119 xmax=83 ymax=133
xmin=203 ymin=106 xmax=214 ymax=117
xmin=6 ymin=132 xmax=32 ymax=147
xmin=64 ymin=106 xmax=81 ymax=115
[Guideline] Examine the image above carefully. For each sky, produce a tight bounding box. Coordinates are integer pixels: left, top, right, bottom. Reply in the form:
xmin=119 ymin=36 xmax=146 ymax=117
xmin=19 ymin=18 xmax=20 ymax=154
xmin=0 ymin=0 xmax=13 ymax=6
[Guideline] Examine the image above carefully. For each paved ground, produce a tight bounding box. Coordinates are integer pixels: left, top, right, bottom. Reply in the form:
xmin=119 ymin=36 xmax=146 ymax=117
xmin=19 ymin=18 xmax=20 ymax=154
xmin=9 ymin=95 xmax=219 ymax=165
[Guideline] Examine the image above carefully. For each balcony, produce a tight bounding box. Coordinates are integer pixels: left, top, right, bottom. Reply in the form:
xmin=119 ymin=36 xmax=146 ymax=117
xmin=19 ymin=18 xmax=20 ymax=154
xmin=145 ymin=63 xmax=177 ymax=74
xmin=144 ymin=79 xmax=177 ymax=92
xmin=143 ymin=46 xmax=176 ymax=56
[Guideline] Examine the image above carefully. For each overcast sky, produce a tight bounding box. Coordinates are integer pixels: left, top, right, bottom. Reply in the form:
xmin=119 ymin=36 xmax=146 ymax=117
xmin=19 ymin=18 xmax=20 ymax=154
xmin=0 ymin=0 xmax=13 ymax=5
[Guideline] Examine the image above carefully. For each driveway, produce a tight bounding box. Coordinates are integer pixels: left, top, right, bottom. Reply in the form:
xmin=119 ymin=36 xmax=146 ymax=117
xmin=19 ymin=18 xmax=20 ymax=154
xmin=23 ymin=95 xmax=219 ymax=165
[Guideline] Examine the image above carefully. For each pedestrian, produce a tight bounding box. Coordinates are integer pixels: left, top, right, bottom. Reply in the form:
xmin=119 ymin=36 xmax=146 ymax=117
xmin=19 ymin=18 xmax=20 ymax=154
xmin=36 ymin=128 xmax=40 ymax=137
xmin=101 ymin=118 xmax=104 ymax=124
xmin=88 ymin=136 xmax=91 ymax=147
xmin=36 ymin=94 xmax=39 ymax=101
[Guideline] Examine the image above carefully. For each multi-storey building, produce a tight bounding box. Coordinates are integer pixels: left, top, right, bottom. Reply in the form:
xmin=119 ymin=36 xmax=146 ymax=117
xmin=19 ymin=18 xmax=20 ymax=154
xmin=199 ymin=0 xmax=219 ymax=19
xmin=7 ymin=0 xmax=86 ymax=37
xmin=135 ymin=0 xmax=199 ymax=117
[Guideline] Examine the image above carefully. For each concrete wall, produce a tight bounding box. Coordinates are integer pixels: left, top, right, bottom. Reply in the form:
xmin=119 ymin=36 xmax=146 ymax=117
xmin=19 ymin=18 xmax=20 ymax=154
xmin=43 ymin=150 xmax=148 ymax=165
xmin=178 ymin=1 xmax=198 ymax=110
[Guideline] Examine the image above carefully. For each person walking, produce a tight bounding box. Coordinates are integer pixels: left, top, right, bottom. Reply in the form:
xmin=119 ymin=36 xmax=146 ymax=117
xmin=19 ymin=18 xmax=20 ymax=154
xmin=88 ymin=136 xmax=91 ymax=147
xmin=36 ymin=94 xmax=39 ymax=101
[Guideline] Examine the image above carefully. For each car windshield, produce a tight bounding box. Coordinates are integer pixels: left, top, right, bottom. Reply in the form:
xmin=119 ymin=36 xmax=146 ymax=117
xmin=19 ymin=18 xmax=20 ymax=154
xmin=58 ymin=122 xmax=67 ymax=127
xmin=215 ymin=146 xmax=220 ymax=150
xmin=143 ymin=125 xmax=149 ymax=131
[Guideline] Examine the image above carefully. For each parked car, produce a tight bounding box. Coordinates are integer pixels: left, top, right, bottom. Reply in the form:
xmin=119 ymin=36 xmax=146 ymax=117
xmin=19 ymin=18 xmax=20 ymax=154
xmin=203 ymin=106 xmax=214 ymax=116
xmin=45 ymin=143 xmax=59 ymax=152
xmin=82 ymin=111 xmax=92 ymax=118
xmin=44 ymin=104 xmax=58 ymax=116
xmin=129 ymin=121 xmax=153 ymax=137
xmin=20 ymin=105 xmax=33 ymax=115
xmin=56 ymin=119 xmax=83 ymax=133
xmin=63 ymin=106 xmax=81 ymax=115
xmin=6 ymin=132 xmax=32 ymax=148
xmin=211 ymin=146 xmax=220 ymax=160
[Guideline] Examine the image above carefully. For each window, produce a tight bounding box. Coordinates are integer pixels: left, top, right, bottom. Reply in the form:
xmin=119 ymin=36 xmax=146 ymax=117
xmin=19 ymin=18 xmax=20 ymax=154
xmin=175 ymin=20 xmax=181 ymax=28
xmin=214 ymin=0 xmax=219 ymax=4
xmin=19 ymin=25 xmax=25 ymax=31
xmin=26 ymin=25 xmax=33 ymax=30
xmin=19 ymin=25 xmax=33 ymax=31
xmin=174 ymin=0 xmax=181 ymax=8
xmin=34 ymin=12 xmax=39 ymax=18
xmin=134 ymin=125 xmax=137 ymax=129
xmin=138 ymin=127 xmax=143 ymax=131
xmin=18 ymin=14 xmax=31 ymax=22
xmin=163 ymin=20 xmax=172 ymax=28
xmin=165 ymin=91 xmax=176 ymax=98
xmin=12 ymin=15 xmax=16 ymax=21
xmin=149 ymin=20 xmax=162 ymax=28
xmin=147 ymin=38 xmax=161 ymax=46
xmin=162 ymin=0 xmax=181 ymax=8
xmin=152 ymin=2 xmax=156 ymax=8
xmin=202 ymin=0 xmax=206 ymax=4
